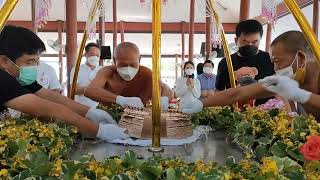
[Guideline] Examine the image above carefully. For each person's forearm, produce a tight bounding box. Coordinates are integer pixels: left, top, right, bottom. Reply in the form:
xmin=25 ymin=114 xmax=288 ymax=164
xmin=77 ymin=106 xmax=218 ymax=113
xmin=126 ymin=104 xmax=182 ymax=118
xmin=36 ymin=89 xmax=89 ymax=116
xmin=202 ymin=84 xmax=272 ymax=107
xmin=201 ymin=90 xmax=208 ymax=97
xmin=306 ymin=94 xmax=320 ymax=109
xmin=75 ymin=86 xmax=86 ymax=95
xmin=43 ymin=103 xmax=98 ymax=135
xmin=84 ymin=87 xmax=118 ymax=104
xmin=6 ymin=95 xmax=98 ymax=135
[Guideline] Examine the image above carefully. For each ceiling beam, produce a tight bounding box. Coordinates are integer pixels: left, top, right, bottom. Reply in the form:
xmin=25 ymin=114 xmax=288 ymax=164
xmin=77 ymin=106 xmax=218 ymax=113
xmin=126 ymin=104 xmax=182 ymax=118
xmin=6 ymin=20 xmax=236 ymax=34
xmin=254 ymin=0 xmax=313 ymax=24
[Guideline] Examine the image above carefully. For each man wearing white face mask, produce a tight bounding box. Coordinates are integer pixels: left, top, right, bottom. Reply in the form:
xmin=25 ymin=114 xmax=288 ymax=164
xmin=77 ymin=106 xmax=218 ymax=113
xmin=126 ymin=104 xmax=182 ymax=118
xmin=181 ymin=31 xmax=320 ymax=120
xmin=85 ymin=42 xmax=174 ymax=110
xmin=197 ymin=60 xmax=216 ymax=98
xmin=70 ymin=43 xmax=102 ymax=107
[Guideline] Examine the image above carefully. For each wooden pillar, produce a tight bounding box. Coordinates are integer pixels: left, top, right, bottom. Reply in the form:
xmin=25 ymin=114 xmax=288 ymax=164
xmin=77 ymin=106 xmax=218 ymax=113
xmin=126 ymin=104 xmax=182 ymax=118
xmin=205 ymin=0 xmax=211 ymax=60
xmin=99 ymin=15 xmax=105 ymax=65
xmin=313 ymin=0 xmax=319 ymax=37
xmin=66 ymin=0 xmax=77 ymax=93
xmin=239 ymin=0 xmax=250 ymax=21
xmin=120 ymin=21 xmax=125 ymax=42
xmin=99 ymin=16 xmax=105 ymax=45
xmin=57 ymin=20 xmax=63 ymax=84
xmin=265 ymin=23 xmax=272 ymax=52
xmin=113 ymin=0 xmax=117 ymax=50
xmin=189 ymin=0 xmax=195 ymax=61
xmin=181 ymin=21 xmax=185 ymax=75
xmin=31 ymin=0 xmax=37 ymax=33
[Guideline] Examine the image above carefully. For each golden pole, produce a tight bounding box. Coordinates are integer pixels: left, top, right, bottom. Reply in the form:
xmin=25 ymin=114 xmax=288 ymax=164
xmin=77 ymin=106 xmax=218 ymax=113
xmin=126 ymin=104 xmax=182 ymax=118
xmin=283 ymin=0 xmax=320 ymax=66
xmin=148 ymin=0 xmax=163 ymax=152
xmin=208 ymin=0 xmax=236 ymax=88
xmin=70 ymin=30 xmax=87 ymax=99
xmin=0 ymin=0 xmax=19 ymax=32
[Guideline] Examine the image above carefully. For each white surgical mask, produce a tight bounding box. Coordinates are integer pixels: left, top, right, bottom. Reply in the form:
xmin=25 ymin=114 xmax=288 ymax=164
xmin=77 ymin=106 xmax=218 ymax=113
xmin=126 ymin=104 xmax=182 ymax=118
xmin=184 ymin=68 xmax=194 ymax=76
xmin=275 ymin=53 xmax=298 ymax=78
xmin=117 ymin=67 xmax=139 ymax=81
xmin=203 ymin=67 xmax=213 ymax=74
xmin=87 ymin=56 xmax=99 ymax=66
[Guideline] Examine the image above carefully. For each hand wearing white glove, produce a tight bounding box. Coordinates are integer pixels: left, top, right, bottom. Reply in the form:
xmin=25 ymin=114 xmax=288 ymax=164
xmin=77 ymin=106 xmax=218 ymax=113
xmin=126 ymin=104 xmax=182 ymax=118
xmin=160 ymin=96 xmax=169 ymax=111
xmin=116 ymin=96 xmax=144 ymax=108
xmin=259 ymin=76 xmax=312 ymax=103
xmin=96 ymin=124 xmax=129 ymax=141
xmin=85 ymin=107 xmax=117 ymax=124
xmin=181 ymin=99 xmax=203 ymax=114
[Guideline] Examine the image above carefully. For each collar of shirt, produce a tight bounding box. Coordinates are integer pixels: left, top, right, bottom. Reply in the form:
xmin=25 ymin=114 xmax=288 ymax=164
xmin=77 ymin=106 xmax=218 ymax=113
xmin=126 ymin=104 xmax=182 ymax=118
xmin=199 ymin=73 xmax=214 ymax=79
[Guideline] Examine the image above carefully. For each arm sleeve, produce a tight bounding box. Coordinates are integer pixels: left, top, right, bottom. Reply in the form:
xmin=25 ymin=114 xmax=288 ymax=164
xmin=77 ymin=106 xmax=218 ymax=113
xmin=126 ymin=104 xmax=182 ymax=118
xmin=191 ymin=79 xmax=201 ymax=98
xmin=174 ymin=78 xmax=189 ymax=97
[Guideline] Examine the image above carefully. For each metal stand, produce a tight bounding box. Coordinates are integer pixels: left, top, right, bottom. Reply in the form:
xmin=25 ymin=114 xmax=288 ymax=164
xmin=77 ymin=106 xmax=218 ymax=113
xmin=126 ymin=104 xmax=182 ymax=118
xmin=148 ymin=146 xmax=164 ymax=153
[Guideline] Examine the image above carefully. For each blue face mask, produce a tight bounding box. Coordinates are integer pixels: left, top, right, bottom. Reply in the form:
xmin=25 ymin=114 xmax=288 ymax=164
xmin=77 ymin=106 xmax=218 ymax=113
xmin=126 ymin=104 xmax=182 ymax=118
xmin=7 ymin=59 xmax=38 ymax=86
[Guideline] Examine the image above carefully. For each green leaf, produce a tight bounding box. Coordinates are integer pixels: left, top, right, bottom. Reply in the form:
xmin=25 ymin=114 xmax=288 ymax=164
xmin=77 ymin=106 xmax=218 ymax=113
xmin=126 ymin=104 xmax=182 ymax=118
xmin=255 ymin=144 xmax=269 ymax=160
xmin=16 ymin=139 xmax=30 ymax=156
xmin=112 ymin=173 xmax=131 ymax=180
xmin=6 ymin=140 xmax=18 ymax=157
xmin=166 ymin=168 xmax=176 ymax=180
xmin=30 ymin=163 xmax=52 ymax=176
xmin=287 ymin=147 xmax=304 ymax=162
xmin=79 ymin=154 xmax=94 ymax=163
xmin=61 ymin=160 xmax=83 ymax=180
xmin=141 ymin=166 xmax=162 ymax=177
xmin=236 ymin=122 xmax=252 ymax=135
xmin=271 ymin=141 xmax=287 ymax=158
xmin=123 ymin=150 xmax=137 ymax=168
xmin=268 ymin=109 xmax=279 ymax=117
xmin=284 ymin=172 xmax=304 ymax=180
xmin=38 ymin=137 xmax=51 ymax=146
xmin=256 ymin=134 xmax=274 ymax=145
xmin=12 ymin=170 xmax=32 ymax=180
xmin=293 ymin=116 xmax=308 ymax=130
xmin=237 ymin=135 xmax=255 ymax=149
xmin=21 ymin=152 xmax=53 ymax=176
xmin=57 ymin=128 xmax=70 ymax=136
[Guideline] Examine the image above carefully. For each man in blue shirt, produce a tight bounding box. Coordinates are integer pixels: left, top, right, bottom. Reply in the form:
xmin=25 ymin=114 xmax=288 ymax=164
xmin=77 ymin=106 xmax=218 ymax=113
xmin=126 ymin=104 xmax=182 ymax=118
xmin=197 ymin=60 xmax=216 ymax=99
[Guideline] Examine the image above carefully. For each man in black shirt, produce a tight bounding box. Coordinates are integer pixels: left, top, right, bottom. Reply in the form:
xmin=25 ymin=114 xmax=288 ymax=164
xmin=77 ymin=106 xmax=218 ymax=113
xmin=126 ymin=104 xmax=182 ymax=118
xmin=0 ymin=25 xmax=128 ymax=141
xmin=215 ymin=20 xmax=275 ymax=105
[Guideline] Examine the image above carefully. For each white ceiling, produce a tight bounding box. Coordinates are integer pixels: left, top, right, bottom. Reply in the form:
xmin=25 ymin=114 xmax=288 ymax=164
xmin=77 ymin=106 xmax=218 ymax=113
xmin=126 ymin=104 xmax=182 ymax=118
xmin=8 ymin=0 xmax=263 ymax=23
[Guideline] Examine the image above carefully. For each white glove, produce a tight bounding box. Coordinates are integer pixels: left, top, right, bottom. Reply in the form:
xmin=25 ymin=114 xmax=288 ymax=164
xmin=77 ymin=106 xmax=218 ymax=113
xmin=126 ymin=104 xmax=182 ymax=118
xmin=85 ymin=107 xmax=117 ymax=124
xmin=259 ymin=76 xmax=312 ymax=103
xmin=160 ymin=96 xmax=169 ymax=111
xmin=116 ymin=96 xmax=144 ymax=108
xmin=181 ymin=100 xmax=203 ymax=114
xmin=96 ymin=124 xmax=129 ymax=141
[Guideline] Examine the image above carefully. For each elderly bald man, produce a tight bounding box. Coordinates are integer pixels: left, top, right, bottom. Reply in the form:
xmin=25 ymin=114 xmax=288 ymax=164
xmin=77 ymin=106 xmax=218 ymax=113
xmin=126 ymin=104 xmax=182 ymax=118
xmin=85 ymin=42 xmax=174 ymax=110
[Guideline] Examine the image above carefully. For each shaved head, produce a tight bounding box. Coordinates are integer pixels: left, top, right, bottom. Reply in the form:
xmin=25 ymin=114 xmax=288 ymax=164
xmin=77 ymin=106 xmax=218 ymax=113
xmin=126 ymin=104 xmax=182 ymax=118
xmin=271 ymin=31 xmax=313 ymax=59
xmin=114 ymin=42 xmax=140 ymax=59
xmin=113 ymin=42 xmax=141 ymax=69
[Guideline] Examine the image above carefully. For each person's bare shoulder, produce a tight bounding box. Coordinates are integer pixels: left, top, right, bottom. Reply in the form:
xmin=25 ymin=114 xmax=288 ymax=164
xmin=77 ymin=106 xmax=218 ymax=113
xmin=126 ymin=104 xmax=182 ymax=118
xmin=97 ymin=66 xmax=116 ymax=79
xmin=139 ymin=66 xmax=152 ymax=73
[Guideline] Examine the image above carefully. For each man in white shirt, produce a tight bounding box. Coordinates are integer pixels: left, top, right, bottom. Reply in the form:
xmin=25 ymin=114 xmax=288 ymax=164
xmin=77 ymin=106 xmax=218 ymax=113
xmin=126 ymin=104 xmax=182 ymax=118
xmin=37 ymin=62 xmax=63 ymax=93
xmin=70 ymin=43 xmax=102 ymax=107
